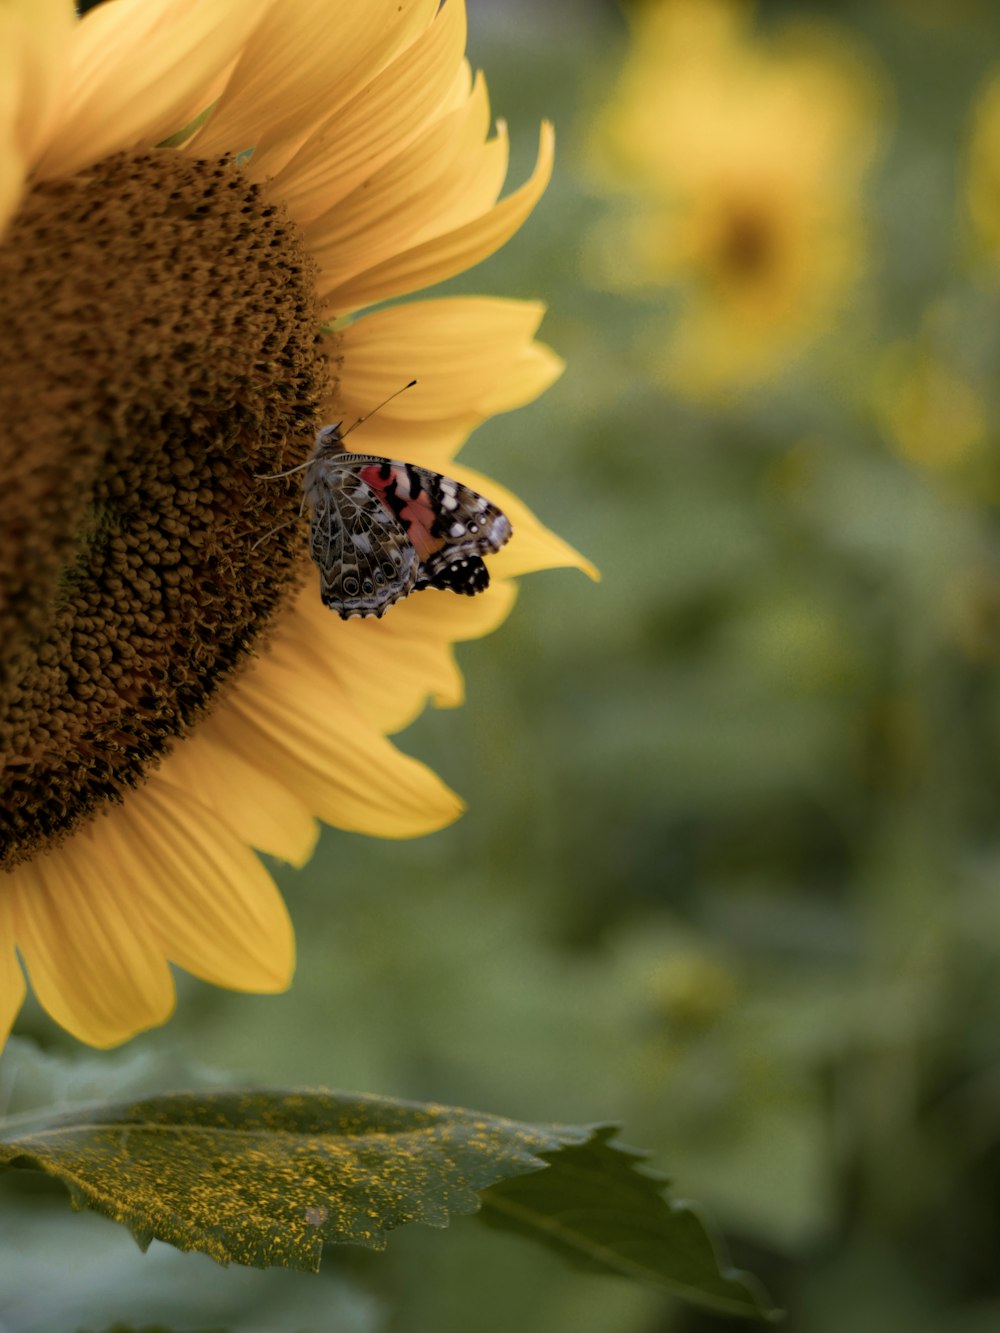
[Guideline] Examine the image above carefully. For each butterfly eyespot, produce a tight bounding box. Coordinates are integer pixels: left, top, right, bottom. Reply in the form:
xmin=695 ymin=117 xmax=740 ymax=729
xmin=343 ymin=576 xmax=360 ymax=595
xmin=382 ymin=562 xmax=396 ymax=578
xmin=373 ymin=568 xmax=386 ymax=584
xmin=362 ymin=578 xmax=374 ymax=594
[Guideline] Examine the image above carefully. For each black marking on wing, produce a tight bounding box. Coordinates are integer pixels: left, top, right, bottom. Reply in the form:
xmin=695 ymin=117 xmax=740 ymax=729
xmin=415 ymin=555 xmax=491 ymax=597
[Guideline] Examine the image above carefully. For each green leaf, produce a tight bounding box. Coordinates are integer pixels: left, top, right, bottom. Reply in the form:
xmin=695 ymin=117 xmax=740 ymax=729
xmin=0 ymin=1090 xmax=775 ymax=1321
xmin=0 ymin=1089 xmax=574 ymax=1268
xmin=480 ymin=1127 xmax=776 ymax=1320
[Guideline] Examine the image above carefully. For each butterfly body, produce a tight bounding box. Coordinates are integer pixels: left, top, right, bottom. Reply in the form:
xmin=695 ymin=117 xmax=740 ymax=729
xmin=301 ymin=423 xmax=513 ymax=619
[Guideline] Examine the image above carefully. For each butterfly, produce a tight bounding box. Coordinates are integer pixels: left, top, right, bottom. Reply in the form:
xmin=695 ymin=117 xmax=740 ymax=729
xmin=299 ymin=421 xmax=513 ymax=619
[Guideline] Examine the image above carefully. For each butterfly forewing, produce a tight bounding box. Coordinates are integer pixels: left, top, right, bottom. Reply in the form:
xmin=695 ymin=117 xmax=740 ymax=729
xmin=299 ymin=430 xmax=513 ymax=619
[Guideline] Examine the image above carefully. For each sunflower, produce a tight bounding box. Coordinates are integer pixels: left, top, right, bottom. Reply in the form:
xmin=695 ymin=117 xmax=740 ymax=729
xmin=0 ymin=0 xmax=590 ymax=1049
xmin=587 ymin=0 xmax=884 ymax=398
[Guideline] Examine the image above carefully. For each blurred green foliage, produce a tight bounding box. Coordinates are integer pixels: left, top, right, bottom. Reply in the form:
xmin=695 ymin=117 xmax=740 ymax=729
xmin=7 ymin=0 xmax=1000 ymax=1329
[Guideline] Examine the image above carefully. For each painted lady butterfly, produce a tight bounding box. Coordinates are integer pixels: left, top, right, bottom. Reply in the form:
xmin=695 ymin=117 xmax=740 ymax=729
xmin=300 ymin=421 xmax=513 ymax=620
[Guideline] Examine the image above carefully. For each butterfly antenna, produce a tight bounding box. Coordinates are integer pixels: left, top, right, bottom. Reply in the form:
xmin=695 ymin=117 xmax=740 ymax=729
xmin=256 ymin=459 xmax=314 ymax=481
xmin=340 ymin=379 xmax=417 ymax=442
xmin=256 ymin=381 xmax=417 ymax=480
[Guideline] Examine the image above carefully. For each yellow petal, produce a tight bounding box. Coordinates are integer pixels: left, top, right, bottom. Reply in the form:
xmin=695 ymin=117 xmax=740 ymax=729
xmin=218 ymin=657 xmax=465 ymax=837
xmin=288 ymin=577 xmax=516 ymax=732
xmin=0 ymin=888 xmax=26 ymax=1051
xmin=269 ymin=0 xmax=467 ymax=227
xmin=10 ymin=830 xmax=176 ymax=1048
xmin=392 ymin=574 xmax=519 ymax=648
xmin=34 ymin=0 xmax=272 ymax=181
xmin=0 ymin=0 xmax=75 ymax=231
xmin=413 ymin=109 xmax=510 ymax=240
xmin=107 ymin=780 xmax=295 ymax=993
xmin=368 ymin=580 xmax=519 ymax=712
xmin=448 ymin=464 xmax=599 ymax=581
xmin=397 ymin=96 xmax=511 ymax=246
xmin=476 ymin=341 xmax=565 ymax=418
xmin=321 ymin=120 xmax=555 ymax=314
xmin=194 ymin=0 xmax=439 ymax=171
xmin=332 ymin=297 xmax=563 ymax=463
xmin=157 ymin=727 xmax=318 ymax=867
xmin=287 ymin=587 xmax=461 ymax=732
xmin=0 ymin=11 xmax=26 ymax=238
xmin=8 ymin=0 xmax=74 ymax=167
xmin=340 ymin=295 xmax=549 ymax=373
xmin=307 ymin=73 xmax=494 ymax=291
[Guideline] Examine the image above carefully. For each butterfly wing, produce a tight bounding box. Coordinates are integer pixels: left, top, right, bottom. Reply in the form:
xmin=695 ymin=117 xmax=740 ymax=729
xmin=303 ymin=459 xmax=419 ymax=619
xmin=341 ymin=456 xmax=513 ymax=596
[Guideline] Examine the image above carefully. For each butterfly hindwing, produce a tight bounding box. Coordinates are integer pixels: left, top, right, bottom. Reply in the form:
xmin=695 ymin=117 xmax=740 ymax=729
xmin=303 ymin=459 xmax=419 ymax=618
xmin=300 ymin=431 xmax=512 ymax=619
xmin=415 ymin=554 xmax=491 ymax=596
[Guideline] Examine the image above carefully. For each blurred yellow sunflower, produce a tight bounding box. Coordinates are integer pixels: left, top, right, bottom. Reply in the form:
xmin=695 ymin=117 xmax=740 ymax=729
xmin=587 ymin=0 xmax=884 ymax=398
xmin=873 ymin=340 xmax=986 ymax=473
xmin=965 ymin=68 xmax=1000 ymax=255
xmin=0 ymin=0 xmax=590 ymax=1048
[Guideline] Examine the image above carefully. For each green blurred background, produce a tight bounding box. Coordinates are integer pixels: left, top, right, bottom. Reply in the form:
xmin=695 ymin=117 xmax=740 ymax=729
xmin=6 ymin=1 xmax=1000 ymax=1329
